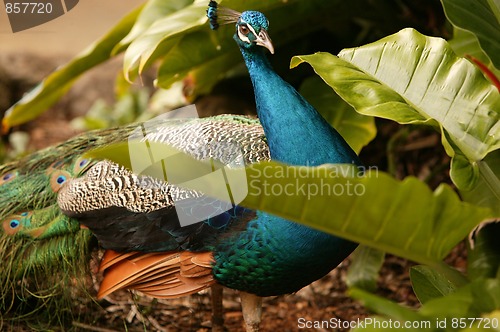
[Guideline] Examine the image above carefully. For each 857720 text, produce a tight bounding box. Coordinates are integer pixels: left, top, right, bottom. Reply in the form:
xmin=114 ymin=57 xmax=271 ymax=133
xmin=297 ymin=317 xmax=499 ymax=329
xmin=5 ymin=2 xmax=53 ymax=14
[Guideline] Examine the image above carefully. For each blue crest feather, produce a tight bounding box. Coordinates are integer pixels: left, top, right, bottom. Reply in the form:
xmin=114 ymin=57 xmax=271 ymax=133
xmin=206 ymin=1 xmax=241 ymax=30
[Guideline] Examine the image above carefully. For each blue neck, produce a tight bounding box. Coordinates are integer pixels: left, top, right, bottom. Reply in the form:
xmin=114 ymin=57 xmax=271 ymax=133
xmin=240 ymin=47 xmax=360 ymax=166
xmin=213 ymin=47 xmax=359 ymax=295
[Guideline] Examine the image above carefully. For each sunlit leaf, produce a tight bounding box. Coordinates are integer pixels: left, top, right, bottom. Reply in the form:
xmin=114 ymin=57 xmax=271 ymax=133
xmin=242 ymin=162 xmax=491 ymax=265
xmin=88 ymin=141 xmax=492 ymax=265
xmin=114 ymin=0 xmax=194 ymax=54
xmin=291 ymin=28 xmax=500 ymax=191
xmin=122 ymin=0 xmax=208 ymax=80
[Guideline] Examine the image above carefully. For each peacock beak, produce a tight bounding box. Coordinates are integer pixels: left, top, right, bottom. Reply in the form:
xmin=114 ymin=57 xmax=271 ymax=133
xmin=256 ymin=29 xmax=274 ymax=54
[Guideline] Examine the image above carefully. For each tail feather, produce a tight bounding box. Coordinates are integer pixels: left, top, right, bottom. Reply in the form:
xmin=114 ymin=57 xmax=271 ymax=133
xmin=98 ymin=250 xmax=215 ymax=299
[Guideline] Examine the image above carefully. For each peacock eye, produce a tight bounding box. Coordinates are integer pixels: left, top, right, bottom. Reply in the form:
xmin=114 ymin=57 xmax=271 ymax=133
xmin=56 ymin=175 xmax=67 ymax=185
xmin=239 ymin=24 xmax=250 ymax=35
xmin=73 ymin=156 xmax=93 ymax=175
xmin=2 ymin=214 xmax=28 ymax=235
xmin=9 ymin=219 xmax=20 ymax=229
xmin=50 ymin=170 xmax=71 ymax=192
xmin=0 ymin=172 xmax=17 ymax=185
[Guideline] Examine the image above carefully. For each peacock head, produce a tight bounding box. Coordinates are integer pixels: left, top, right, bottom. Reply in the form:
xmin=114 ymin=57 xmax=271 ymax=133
xmin=235 ymin=11 xmax=274 ymax=54
xmin=207 ymin=1 xmax=274 ymax=54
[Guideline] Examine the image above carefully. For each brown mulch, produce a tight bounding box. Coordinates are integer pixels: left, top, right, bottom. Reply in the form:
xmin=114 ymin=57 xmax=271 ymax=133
xmin=67 ymin=243 xmax=465 ymax=332
xmin=2 ymin=243 xmax=466 ymax=331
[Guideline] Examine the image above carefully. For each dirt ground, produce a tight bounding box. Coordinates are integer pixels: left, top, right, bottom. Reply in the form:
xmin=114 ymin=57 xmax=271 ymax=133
xmin=33 ymin=244 xmax=465 ymax=332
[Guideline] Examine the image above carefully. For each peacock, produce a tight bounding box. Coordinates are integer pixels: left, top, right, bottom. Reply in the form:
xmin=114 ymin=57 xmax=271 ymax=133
xmin=0 ymin=2 xmax=361 ymax=331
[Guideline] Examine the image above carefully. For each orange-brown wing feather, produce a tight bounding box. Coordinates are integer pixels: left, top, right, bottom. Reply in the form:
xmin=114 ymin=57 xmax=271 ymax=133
xmin=98 ymin=250 xmax=216 ymax=299
xmin=98 ymin=250 xmax=138 ymax=271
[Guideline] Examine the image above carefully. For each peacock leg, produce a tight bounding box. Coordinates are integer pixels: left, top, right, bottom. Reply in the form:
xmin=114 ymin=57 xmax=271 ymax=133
xmin=240 ymin=292 xmax=262 ymax=332
xmin=211 ymin=284 xmax=224 ymax=332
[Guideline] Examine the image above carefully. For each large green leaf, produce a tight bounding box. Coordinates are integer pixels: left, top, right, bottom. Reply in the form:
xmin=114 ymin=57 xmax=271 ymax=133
xmin=441 ymin=0 xmax=500 ymax=70
xmin=290 ymin=28 xmax=500 ymax=192
xmin=122 ymin=0 xmax=209 ymax=81
xmin=460 ymin=151 xmax=500 ymax=216
xmin=420 ymin=278 xmax=500 ymax=319
xmin=351 ymin=278 xmax=500 ymax=331
xmin=1 ymin=4 xmax=144 ymax=131
xmin=299 ymin=76 xmax=376 ymax=154
xmin=349 ymin=288 xmax=423 ymax=325
xmin=114 ymin=0 xmax=194 ymax=54
xmin=410 ymin=265 xmax=459 ymax=304
xmin=122 ymin=0 xmax=301 ymax=80
xmin=487 ymin=0 xmax=500 ymax=19
xmin=184 ymin=50 xmax=244 ymax=98
xmin=242 ymin=162 xmax=490 ymax=265
xmin=87 ymin=141 xmax=491 ymax=266
xmin=155 ymin=28 xmax=236 ymax=89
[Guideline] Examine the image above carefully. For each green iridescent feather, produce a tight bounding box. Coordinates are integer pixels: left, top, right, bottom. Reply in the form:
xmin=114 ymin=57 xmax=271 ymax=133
xmin=0 ymin=142 xmax=99 ymax=326
xmin=0 ymin=123 xmax=156 ymax=325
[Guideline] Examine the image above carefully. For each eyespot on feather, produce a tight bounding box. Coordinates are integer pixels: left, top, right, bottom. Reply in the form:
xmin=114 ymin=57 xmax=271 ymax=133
xmin=0 ymin=171 xmax=18 ymax=185
xmin=2 ymin=214 xmax=26 ymax=235
xmin=9 ymin=219 xmax=20 ymax=229
xmin=73 ymin=156 xmax=93 ymax=175
xmin=50 ymin=170 xmax=71 ymax=192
